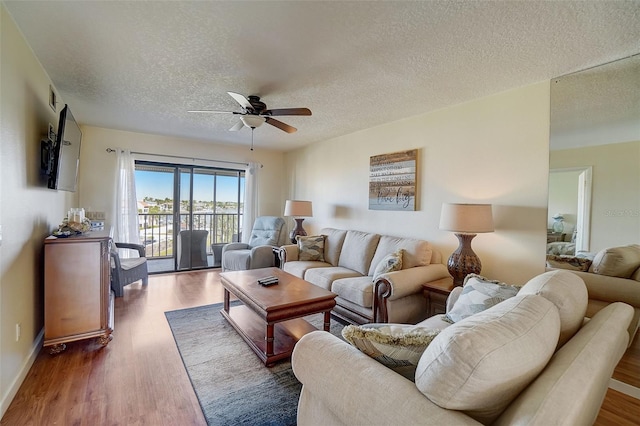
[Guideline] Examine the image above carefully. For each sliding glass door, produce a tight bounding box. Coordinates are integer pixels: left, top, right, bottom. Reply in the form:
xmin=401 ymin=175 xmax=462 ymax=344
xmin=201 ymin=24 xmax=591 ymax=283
xmin=135 ymin=161 xmax=244 ymax=273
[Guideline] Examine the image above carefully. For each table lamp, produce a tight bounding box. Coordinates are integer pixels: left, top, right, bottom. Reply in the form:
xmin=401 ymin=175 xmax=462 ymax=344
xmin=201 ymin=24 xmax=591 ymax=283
xmin=439 ymin=203 xmax=494 ymax=286
xmin=284 ymin=200 xmax=313 ymax=243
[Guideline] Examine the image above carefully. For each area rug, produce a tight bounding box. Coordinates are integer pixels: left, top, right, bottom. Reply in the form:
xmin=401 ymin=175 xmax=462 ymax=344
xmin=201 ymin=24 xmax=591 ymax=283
xmin=165 ymin=302 xmax=345 ymax=426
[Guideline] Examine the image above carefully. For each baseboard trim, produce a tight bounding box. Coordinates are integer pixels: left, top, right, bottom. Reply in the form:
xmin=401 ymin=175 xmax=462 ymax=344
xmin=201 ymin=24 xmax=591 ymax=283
xmin=0 ymin=328 xmax=44 ymax=418
xmin=609 ymin=378 xmax=640 ymax=400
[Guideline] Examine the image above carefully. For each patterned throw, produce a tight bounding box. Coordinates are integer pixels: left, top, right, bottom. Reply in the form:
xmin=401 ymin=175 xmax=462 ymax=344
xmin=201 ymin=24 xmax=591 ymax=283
xmin=444 ymin=274 xmax=520 ymax=323
xmin=342 ymin=323 xmax=440 ymax=380
xmin=297 ymin=235 xmax=326 ymax=261
xmin=372 ymin=249 xmax=404 ymax=280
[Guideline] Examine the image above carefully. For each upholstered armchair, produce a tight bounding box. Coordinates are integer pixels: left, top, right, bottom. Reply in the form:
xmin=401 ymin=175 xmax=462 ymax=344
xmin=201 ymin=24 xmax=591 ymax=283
xmin=222 ymin=216 xmax=288 ymax=272
xmin=110 ymin=242 xmax=149 ymax=297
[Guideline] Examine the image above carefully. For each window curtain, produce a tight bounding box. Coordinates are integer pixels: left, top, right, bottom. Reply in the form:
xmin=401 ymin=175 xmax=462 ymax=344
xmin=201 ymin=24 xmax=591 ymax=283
xmin=241 ymin=162 xmax=259 ymax=244
xmin=115 ymin=149 xmax=140 ymax=257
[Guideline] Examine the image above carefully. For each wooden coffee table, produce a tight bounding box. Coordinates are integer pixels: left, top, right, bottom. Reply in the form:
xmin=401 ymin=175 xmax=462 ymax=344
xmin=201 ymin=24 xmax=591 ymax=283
xmin=220 ymin=267 xmax=337 ymax=366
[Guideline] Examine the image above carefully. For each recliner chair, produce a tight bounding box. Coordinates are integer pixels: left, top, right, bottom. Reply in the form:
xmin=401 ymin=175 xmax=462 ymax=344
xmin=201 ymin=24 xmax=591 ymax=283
xmin=222 ymin=216 xmax=288 ymax=271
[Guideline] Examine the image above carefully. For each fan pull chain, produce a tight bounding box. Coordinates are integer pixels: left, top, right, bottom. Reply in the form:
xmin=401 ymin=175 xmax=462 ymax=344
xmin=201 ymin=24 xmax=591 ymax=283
xmin=250 ymin=127 xmax=255 ymax=151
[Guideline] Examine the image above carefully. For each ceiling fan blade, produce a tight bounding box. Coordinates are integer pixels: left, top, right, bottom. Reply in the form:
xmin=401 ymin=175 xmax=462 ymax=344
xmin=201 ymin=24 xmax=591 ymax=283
xmin=262 ymin=108 xmax=312 ymax=116
xmin=188 ymin=110 xmax=241 ymax=114
xmin=229 ymin=121 xmax=244 ymax=131
xmin=265 ymin=117 xmax=297 ymax=133
xmin=227 ymin=92 xmax=253 ymax=110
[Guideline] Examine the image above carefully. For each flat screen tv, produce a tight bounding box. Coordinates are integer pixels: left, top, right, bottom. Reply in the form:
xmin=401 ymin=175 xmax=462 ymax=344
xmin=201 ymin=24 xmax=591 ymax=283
xmin=42 ymin=104 xmax=82 ymax=192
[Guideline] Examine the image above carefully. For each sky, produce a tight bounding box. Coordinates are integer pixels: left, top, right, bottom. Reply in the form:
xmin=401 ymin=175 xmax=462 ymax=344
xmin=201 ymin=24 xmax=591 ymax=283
xmin=135 ymin=170 xmax=243 ymax=202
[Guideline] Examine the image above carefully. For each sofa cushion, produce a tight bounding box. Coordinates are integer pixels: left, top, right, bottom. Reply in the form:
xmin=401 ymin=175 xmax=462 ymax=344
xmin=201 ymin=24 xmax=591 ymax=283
xmin=372 ymin=249 xmax=404 ymax=280
xmin=342 ymin=323 xmax=440 ymax=379
xmin=331 ymin=276 xmax=376 ymax=308
xmin=320 ymin=228 xmax=348 ymax=266
xmin=338 ymin=230 xmax=380 ymax=275
xmin=415 ymin=294 xmax=560 ymax=424
xmin=296 ymin=235 xmax=326 ymax=261
xmin=519 ymin=269 xmax=588 ymax=347
xmin=444 ymin=274 xmax=520 ymax=323
xmin=283 ymin=260 xmax=331 ymax=279
xmin=545 ymin=254 xmax=592 ymax=271
xmin=368 ymin=235 xmax=433 ymax=276
xmin=589 ymin=244 xmax=640 ymax=278
xmin=304 ymin=267 xmax=363 ymax=291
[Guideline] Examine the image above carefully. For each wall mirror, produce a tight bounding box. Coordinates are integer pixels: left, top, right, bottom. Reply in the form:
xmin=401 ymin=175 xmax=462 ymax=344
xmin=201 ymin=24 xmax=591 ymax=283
xmin=548 ymin=54 xmax=640 ymax=258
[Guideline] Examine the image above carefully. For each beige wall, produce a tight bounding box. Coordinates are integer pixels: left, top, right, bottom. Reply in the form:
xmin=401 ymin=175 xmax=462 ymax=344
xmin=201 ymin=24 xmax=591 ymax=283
xmin=548 ymin=170 xmax=581 ymax=236
xmin=550 ymin=141 xmax=640 ymax=252
xmin=78 ymin=126 xmax=286 ymax=225
xmin=0 ymin=5 xmax=78 ymax=414
xmin=284 ymin=82 xmax=551 ymax=285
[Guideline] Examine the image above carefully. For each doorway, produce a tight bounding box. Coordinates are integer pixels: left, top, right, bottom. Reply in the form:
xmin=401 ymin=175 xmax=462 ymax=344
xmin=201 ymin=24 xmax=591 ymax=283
xmin=135 ymin=161 xmax=245 ymax=273
xmin=548 ymin=166 xmax=592 ymax=253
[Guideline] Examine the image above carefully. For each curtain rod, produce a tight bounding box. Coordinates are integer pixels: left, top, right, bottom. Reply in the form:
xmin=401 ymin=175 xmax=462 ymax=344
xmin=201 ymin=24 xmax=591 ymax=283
xmin=105 ymin=148 xmax=262 ymax=168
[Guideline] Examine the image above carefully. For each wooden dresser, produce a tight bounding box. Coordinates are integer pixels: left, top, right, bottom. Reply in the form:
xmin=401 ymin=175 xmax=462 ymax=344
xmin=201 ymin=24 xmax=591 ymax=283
xmin=44 ymin=230 xmax=114 ymax=354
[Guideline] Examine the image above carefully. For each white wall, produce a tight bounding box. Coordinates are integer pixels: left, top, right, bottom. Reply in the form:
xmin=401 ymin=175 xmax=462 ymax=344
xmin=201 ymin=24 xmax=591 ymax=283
xmin=548 ymin=170 xmax=580 ymax=236
xmin=0 ymin=5 xmax=77 ymax=416
xmin=78 ymin=126 xmax=287 ymax=225
xmin=284 ymin=82 xmax=551 ymax=285
xmin=550 ymin=140 xmax=640 ymax=252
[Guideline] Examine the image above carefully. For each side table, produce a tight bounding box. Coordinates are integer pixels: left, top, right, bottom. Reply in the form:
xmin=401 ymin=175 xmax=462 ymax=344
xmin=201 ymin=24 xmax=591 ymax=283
xmin=423 ymin=277 xmax=454 ymax=318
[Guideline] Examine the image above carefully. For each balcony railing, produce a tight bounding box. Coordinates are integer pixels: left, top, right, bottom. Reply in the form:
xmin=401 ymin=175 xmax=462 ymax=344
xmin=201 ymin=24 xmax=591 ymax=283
xmin=138 ymin=212 xmax=241 ymax=259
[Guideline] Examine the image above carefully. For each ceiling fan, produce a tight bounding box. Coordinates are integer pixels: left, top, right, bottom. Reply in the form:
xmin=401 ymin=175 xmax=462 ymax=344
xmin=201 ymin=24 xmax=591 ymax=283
xmin=189 ymin=92 xmax=312 ymax=133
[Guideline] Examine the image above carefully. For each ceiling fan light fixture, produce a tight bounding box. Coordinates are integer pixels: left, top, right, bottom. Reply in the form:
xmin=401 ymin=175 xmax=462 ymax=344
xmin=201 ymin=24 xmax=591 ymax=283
xmin=241 ymin=115 xmax=265 ymax=128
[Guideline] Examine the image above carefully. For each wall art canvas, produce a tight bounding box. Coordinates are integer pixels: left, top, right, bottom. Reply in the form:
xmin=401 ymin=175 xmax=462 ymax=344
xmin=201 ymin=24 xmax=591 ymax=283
xmin=369 ymin=149 xmax=417 ymax=211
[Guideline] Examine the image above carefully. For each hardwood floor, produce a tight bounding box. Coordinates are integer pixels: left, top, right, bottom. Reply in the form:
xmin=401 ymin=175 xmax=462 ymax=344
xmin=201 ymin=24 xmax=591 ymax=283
xmin=1 ymin=270 xmax=638 ymax=425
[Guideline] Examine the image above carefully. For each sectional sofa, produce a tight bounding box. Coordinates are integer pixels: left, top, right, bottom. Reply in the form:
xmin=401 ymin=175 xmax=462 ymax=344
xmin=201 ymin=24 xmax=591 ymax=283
xmin=278 ymin=228 xmax=451 ymax=324
xmin=292 ymin=270 xmax=633 ymax=425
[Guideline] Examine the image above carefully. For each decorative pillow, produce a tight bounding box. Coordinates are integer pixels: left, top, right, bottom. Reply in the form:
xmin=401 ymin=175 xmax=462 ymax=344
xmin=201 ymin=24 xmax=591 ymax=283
xmin=296 ymin=235 xmax=325 ymax=262
xmin=342 ymin=323 xmax=440 ymax=380
xmin=372 ymin=249 xmax=404 ymax=280
xmin=545 ymin=254 xmax=592 ymax=271
xmin=444 ymin=274 xmax=520 ymax=323
xmin=590 ymin=244 xmax=640 ymax=278
xmin=415 ymin=294 xmax=560 ymax=424
xmin=519 ymin=269 xmax=588 ymax=348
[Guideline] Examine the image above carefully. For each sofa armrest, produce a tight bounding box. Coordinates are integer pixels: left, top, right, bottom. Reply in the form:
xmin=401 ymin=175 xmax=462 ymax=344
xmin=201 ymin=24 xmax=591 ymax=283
xmin=564 ymin=270 xmax=640 ymax=309
xmin=376 ymin=264 xmax=451 ymax=301
xmin=373 ymin=264 xmax=450 ymax=322
xmin=292 ymin=331 xmax=479 ymax=426
xmin=278 ymin=244 xmax=299 ymax=264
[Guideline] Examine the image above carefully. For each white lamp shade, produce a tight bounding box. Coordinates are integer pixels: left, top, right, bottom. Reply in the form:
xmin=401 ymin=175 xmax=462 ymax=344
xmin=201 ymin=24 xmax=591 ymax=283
xmin=284 ymin=200 xmax=313 ymax=217
xmin=439 ymin=203 xmax=494 ymax=234
xmin=241 ymin=115 xmax=265 ymax=128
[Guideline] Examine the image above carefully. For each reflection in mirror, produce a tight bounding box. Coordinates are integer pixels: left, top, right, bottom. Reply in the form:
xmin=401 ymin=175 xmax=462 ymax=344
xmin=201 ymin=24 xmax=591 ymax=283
xmin=549 ymin=54 xmax=640 ymax=257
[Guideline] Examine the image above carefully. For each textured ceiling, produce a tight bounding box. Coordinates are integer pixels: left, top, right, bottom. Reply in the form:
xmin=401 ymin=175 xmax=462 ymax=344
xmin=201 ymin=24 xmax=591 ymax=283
xmin=4 ymin=1 xmax=640 ymax=151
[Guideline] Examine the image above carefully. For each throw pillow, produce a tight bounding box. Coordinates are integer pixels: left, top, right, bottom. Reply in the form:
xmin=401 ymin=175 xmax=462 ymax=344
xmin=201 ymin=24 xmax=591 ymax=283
xmin=372 ymin=249 xmax=404 ymax=280
xmin=296 ymin=235 xmax=325 ymax=262
xmin=415 ymin=294 xmax=560 ymax=424
xmin=342 ymin=323 xmax=440 ymax=380
xmin=519 ymin=269 xmax=588 ymax=348
xmin=444 ymin=274 xmax=520 ymax=323
xmin=590 ymin=244 xmax=640 ymax=278
xmin=545 ymin=254 xmax=592 ymax=271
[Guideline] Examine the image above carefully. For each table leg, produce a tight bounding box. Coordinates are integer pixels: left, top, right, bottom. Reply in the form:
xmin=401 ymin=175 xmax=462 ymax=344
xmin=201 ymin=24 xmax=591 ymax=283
xmin=323 ymin=311 xmax=331 ymax=331
xmin=223 ymin=288 xmax=230 ymax=312
xmin=266 ymin=323 xmax=275 ymax=357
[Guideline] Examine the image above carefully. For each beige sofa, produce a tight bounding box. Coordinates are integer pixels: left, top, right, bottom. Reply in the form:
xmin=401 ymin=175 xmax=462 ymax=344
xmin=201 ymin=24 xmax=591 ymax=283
xmin=292 ymin=270 xmax=634 ymax=425
xmin=547 ymin=244 xmax=640 ymax=344
xmin=278 ymin=228 xmax=451 ymax=324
